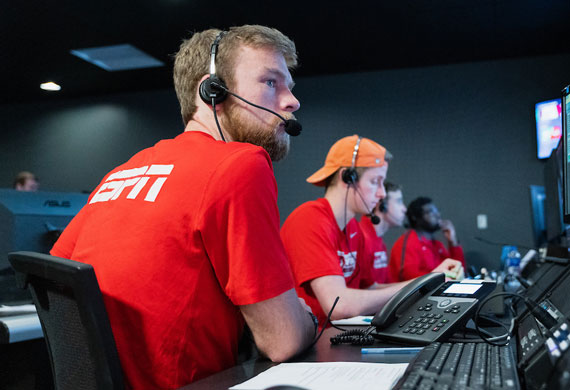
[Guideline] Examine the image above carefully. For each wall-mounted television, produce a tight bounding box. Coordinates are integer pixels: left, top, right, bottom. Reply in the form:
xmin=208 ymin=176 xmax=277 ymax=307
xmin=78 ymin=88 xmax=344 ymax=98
xmin=536 ymin=98 xmax=562 ymax=159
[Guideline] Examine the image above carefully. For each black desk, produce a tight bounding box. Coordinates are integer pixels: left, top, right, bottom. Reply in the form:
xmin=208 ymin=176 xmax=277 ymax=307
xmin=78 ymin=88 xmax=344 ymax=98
xmin=0 ymin=313 xmax=52 ymax=389
xmin=179 ymin=327 xmax=415 ymax=390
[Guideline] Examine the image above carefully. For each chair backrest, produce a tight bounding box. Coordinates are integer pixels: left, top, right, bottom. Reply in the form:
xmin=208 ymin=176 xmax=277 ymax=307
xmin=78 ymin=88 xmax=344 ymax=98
xmin=8 ymin=251 xmax=124 ymax=390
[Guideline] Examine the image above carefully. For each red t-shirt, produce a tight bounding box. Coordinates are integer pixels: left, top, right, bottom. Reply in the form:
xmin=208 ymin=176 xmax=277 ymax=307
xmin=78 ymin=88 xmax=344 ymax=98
xmin=358 ymin=217 xmax=391 ymax=286
xmin=280 ymin=198 xmax=370 ymax=325
xmin=51 ymin=131 xmax=294 ymax=389
xmin=388 ymin=230 xmax=466 ymax=281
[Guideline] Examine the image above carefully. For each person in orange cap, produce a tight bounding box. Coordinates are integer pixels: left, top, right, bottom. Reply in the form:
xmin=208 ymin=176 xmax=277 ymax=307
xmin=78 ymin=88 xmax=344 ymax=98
xmin=280 ymin=135 xmax=463 ymax=325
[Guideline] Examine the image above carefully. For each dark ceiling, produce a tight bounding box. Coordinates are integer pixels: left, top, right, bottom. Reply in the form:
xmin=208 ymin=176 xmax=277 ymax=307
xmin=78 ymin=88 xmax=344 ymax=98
xmin=2 ymin=0 xmax=569 ymax=104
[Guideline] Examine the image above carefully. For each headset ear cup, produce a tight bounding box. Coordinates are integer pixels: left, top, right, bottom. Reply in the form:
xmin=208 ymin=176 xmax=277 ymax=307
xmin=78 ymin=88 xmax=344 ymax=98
xmin=342 ymin=168 xmax=358 ymax=184
xmin=199 ymin=77 xmax=228 ymax=105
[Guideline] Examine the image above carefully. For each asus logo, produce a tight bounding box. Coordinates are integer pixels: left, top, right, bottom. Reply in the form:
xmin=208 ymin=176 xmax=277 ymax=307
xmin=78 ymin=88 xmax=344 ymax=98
xmin=44 ymin=200 xmax=71 ymax=208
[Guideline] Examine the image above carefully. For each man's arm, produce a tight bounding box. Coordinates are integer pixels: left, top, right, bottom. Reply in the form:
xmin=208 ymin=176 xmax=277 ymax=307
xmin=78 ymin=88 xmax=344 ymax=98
xmin=310 ymin=275 xmax=411 ymax=320
xmin=240 ymin=288 xmax=316 ymax=362
xmin=311 ymin=258 xmax=464 ymax=319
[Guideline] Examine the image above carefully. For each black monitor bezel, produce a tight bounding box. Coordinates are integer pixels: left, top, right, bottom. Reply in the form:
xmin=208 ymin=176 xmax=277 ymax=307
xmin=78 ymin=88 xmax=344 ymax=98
xmin=563 ymin=85 xmax=570 ymax=223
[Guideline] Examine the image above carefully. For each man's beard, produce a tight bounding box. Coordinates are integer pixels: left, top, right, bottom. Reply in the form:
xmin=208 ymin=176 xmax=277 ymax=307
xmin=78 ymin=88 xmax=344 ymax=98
xmin=220 ymin=102 xmax=290 ymax=161
xmin=421 ymin=221 xmax=441 ymax=234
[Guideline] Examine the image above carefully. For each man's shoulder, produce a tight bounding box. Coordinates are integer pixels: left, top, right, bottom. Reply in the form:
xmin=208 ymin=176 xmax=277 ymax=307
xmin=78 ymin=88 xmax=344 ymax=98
xmin=174 ymin=132 xmax=274 ymax=178
xmin=394 ymin=229 xmax=418 ymax=245
xmin=285 ymin=198 xmax=331 ymax=223
xmin=281 ymin=199 xmax=337 ymax=241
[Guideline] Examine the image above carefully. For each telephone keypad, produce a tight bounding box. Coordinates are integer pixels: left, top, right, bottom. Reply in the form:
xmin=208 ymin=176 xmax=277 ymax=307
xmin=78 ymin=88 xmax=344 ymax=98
xmin=401 ymin=304 xmax=461 ymax=336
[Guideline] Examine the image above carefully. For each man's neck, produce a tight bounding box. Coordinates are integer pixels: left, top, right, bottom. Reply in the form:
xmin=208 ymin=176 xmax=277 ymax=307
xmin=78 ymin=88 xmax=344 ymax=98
xmin=374 ymin=219 xmax=390 ymax=237
xmin=324 ymin=188 xmax=355 ymax=231
xmin=185 ymin=108 xmax=233 ymax=142
xmin=415 ymin=229 xmax=435 ymax=241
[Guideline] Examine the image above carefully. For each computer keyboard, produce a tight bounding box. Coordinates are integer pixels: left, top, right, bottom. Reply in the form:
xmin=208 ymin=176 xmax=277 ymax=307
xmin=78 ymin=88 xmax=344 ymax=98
xmin=393 ymin=342 xmax=521 ymax=390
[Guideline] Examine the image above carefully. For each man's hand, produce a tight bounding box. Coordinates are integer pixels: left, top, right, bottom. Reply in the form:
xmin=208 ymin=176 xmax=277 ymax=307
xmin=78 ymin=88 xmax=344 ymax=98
xmin=432 ymin=258 xmax=464 ymax=281
xmin=440 ymin=220 xmax=458 ymax=246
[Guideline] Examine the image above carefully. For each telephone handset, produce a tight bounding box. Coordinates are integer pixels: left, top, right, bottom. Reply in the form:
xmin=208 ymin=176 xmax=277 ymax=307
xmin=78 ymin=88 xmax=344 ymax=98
xmin=371 ymin=273 xmax=496 ymax=345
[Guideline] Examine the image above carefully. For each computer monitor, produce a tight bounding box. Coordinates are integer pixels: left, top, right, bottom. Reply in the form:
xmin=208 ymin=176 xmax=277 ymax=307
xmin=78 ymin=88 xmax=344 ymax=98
xmin=529 ymin=185 xmax=546 ymax=248
xmin=543 ymin=143 xmax=568 ymax=244
xmin=562 ymin=85 xmax=570 ymax=223
xmin=0 ymin=189 xmax=88 ymax=271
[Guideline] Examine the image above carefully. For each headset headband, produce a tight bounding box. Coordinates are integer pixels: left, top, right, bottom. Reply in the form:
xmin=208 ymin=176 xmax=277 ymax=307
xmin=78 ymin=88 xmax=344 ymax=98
xmin=209 ymin=31 xmax=227 ymax=76
xmin=350 ymin=136 xmax=362 ymax=169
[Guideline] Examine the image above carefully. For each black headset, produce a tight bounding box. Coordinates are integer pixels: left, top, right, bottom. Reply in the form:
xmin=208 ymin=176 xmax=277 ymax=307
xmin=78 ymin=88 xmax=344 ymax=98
xmin=199 ymin=31 xmax=228 ymax=106
xmin=378 ymin=198 xmax=387 ymax=213
xmin=341 ymin=136 xmax=381 ymax=225
xmin=341 ymin=136 xmax=362 ymax=185
xmin=197 ymin=30 xmax=302 ymax=141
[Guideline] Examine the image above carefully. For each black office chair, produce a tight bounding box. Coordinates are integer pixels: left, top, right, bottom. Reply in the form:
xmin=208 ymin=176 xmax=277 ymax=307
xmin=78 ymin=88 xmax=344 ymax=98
xmin=8 ymin=251 xmax=124 ymax=390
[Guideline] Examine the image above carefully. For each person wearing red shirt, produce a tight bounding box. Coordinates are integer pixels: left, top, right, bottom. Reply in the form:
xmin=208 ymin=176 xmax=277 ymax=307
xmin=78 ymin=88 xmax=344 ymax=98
xmin=389 ymin=196 xmax=467 ymax=282
xmin=358 ymin=181 xmax=407 ymax=287
xmin=51 ymin=25 xmax=316 ymax=389
xmin=280 ymin=136 xmax=463 ymax=325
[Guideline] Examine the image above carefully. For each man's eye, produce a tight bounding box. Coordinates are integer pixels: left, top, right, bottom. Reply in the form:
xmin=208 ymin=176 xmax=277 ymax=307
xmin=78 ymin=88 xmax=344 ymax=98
xmin=266 ymin=80 xmax=276 ymax=88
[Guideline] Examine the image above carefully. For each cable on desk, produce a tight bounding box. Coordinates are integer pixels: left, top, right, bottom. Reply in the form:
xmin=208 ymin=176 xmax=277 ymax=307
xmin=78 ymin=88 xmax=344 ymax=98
xmin=329 ymin=327 xmax=375 ymax=345
xmin=305 ymin=296 xmax=340 ymax=351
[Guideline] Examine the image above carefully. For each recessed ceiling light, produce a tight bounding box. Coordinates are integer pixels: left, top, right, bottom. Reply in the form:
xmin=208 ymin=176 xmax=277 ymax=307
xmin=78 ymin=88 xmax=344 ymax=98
xmin=70 ymin=44 xmax=164 ymax=71
xmin=40 ymin=82 xmax=61 ymax=91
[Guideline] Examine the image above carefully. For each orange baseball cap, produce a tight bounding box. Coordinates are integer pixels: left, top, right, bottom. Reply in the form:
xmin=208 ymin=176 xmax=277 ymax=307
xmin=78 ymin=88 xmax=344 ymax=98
xmin=306 ymin=134 xmax=388 ymax=186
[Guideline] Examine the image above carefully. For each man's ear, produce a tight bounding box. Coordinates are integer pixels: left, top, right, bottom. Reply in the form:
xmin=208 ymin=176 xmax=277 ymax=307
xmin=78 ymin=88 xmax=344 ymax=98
xmin=338 ymin=168 xmax=352 ymax=187
xmin=196 ymin=74 xmax=226 ymax=111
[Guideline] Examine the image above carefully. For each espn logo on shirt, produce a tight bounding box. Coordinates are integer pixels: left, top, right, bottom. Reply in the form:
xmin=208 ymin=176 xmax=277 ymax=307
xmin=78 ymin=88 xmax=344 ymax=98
xmin=90 ymin=164 xmax=174 ymax=204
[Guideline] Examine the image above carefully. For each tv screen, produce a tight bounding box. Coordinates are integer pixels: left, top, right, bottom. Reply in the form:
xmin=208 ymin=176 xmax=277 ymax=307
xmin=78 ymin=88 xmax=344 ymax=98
xmin=536 ymin=98 xmax=562 ymax=159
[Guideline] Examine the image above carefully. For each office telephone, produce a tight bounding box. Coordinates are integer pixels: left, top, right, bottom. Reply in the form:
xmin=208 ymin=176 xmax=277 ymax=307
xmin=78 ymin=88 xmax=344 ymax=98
xmin=371 ymin=273 xmax=496 ymax=345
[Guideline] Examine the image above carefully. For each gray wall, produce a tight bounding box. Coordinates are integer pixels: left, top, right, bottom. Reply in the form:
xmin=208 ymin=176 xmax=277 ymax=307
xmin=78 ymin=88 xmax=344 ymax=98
xmin=2 ymin=53 xmax=569 ymax=271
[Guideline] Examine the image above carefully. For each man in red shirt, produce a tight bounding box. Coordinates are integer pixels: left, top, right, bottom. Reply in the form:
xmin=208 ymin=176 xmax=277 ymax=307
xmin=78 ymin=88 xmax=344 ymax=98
xmin=51 ymin=25 xmax=316 ymax=389
xmin=280 ymin=136 xmax=463 ymax=325
xmin=389 ymin=196 xmax=467 ymax=282
xmin=358 ymin=181 xmax=407 ymax=286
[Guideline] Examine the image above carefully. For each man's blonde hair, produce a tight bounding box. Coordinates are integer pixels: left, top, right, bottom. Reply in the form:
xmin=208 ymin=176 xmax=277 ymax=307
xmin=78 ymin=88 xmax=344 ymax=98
xmin=173 ymin=25 xmax=298 ymax=126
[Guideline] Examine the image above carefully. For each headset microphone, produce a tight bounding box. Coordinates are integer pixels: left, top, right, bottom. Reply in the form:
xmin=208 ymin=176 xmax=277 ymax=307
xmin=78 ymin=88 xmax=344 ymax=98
xmin=212 ymin=81 xmax=302 ymax=136
xmin=352 ymin=184 xmax=381 ymax=225
xmin=369 ymin=213 xmax=381 ymax=225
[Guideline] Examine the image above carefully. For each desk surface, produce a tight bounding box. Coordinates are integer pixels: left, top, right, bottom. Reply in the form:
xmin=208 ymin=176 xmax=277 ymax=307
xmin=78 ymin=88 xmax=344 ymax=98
xmin=179 ymin=327 xmax=415 ymax=390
